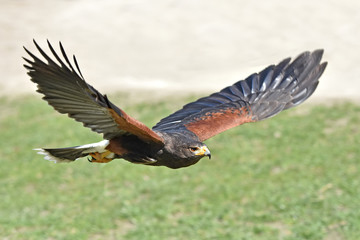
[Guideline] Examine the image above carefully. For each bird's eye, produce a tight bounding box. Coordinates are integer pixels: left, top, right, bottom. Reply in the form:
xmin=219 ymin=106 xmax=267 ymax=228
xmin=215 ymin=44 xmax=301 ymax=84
xmin=189 ymin=147 xmax=198 ymax=152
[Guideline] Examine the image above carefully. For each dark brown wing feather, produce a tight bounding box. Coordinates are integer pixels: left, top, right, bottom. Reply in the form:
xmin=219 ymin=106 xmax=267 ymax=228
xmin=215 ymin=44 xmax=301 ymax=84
xmin=153 ymin=50 xmax=327 ymax=141
xmin=24 ymin=40 xmax=163 ymax=145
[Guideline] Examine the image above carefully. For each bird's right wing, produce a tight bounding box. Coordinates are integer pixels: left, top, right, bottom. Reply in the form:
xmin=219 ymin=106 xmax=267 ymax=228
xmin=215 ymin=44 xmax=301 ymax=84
xmin=24 ymin=40 xmax=164 ymax=145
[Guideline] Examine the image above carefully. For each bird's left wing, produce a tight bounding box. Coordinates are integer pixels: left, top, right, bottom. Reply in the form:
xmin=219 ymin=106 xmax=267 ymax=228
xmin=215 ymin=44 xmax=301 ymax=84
xmin=153 ymin=50 xmax=327 ymax=141
xmin=24 ymin=40 xmax=163 ymax=145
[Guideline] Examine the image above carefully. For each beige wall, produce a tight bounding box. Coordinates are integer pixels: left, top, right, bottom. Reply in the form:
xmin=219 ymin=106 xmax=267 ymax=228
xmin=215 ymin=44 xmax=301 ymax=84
xmin=1 ymin=0 xmax=359 ymax=100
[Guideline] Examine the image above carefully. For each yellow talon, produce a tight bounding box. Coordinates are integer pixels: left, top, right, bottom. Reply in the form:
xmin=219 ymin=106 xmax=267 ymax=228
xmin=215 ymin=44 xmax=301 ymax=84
xmin=89 ymin=151 xmax=113 ymax=163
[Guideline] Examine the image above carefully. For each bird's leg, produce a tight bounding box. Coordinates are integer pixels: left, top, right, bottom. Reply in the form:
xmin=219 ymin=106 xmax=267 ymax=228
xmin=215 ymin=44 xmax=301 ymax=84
xmin=88 ymin=150 xmax=113 ymax=163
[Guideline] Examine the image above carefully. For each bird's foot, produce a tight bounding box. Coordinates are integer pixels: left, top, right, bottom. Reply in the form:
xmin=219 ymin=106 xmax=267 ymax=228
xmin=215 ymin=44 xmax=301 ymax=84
xmin=88 ymin=151 xmax=113 ymax=163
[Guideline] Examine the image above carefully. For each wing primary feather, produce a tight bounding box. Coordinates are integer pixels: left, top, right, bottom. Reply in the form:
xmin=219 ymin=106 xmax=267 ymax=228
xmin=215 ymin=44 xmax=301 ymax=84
xmin=104 ymin=94 xmax=112 ymax=108
xmin=228 ymin=84 xmax=244 ymax=98
xmin=73 ymin=54 xmax=84 ymax=79
xmin=46 ymin=40 xmax=66 ymax=68
xmin=34 ymin=40 xmax=63 ymax=68
xmin=273 ymin=57 xmax=291 ymax=80
xmin=244 ymin=73 xmax=259 ymax=94
xmin=237 ymin=80 xmax=251 ymax=97
xmin=259 ymin=66 xmax=274 ymax=91
xmin=58 ymin=41 xmax=82 ymax=79
xmin=23 ymin=45 xmax=46 ymax=67
xmin=23 ymin=63 xmax=33 ymax=70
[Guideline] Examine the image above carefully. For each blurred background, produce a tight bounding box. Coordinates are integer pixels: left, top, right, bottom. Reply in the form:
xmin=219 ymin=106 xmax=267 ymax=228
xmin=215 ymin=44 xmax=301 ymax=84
xmin=1 ymin=0 xmax=359 ymax=100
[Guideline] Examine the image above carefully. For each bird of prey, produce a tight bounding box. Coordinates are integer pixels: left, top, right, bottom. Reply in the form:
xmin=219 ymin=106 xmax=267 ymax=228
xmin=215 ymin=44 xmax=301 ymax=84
xmin=24 ymin=40 xmax=327 ymax=169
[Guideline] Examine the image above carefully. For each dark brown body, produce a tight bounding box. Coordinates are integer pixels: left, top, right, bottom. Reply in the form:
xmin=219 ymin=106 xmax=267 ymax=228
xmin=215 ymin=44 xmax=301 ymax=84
xmin=106 ymin=132 xmax=206 ymax=169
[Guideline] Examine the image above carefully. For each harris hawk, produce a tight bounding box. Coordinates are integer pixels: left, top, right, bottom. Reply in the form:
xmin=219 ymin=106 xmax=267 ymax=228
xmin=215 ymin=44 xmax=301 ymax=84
xmin=24 ymin=40 xmax=327 ymax=169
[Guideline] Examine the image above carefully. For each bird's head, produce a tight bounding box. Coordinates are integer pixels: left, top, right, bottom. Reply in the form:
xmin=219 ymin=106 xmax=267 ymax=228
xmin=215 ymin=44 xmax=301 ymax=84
xmin=154 ymin=132 xmax=211 ymax=169
xmin=172 ymin=141 xmax=211 ymax=168
xmin=186 ymin=143 xmax=211 ymax=160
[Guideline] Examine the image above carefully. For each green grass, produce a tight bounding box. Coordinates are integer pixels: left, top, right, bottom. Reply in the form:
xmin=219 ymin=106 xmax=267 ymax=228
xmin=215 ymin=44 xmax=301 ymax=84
xmin=0 ymin=94 xmax=359 ymax=240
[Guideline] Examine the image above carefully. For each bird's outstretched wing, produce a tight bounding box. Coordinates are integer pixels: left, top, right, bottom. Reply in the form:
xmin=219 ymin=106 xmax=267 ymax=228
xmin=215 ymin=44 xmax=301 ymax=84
xmin=24 ymin=40 xmax=163 ymax=145
xmin=153 ymin=50 xmax=327 ymax=141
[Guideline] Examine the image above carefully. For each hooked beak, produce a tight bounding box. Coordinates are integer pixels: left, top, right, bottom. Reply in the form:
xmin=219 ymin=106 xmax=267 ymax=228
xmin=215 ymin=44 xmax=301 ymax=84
xmin=196 ymin=146 xmax=211 ymax=159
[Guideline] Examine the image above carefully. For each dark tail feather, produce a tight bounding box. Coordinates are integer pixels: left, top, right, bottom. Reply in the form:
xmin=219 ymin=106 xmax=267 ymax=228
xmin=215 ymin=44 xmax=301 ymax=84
xmin=36 ymin=147 xmax=89 ymax=163
xmin=35 ymin=147 xmax=90 ymax=163
xmin=35 ymin=140 xmax=110 ymax=163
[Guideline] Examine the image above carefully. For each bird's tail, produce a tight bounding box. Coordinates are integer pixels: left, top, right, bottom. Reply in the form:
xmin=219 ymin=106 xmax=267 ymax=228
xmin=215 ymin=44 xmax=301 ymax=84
xmin=35 ymin=140 xmax=110 ymax=163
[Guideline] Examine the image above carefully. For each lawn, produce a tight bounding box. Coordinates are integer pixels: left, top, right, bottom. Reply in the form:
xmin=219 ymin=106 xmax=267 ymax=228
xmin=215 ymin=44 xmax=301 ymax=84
xmin=0 ymin=94 xmax=359 ymax=240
